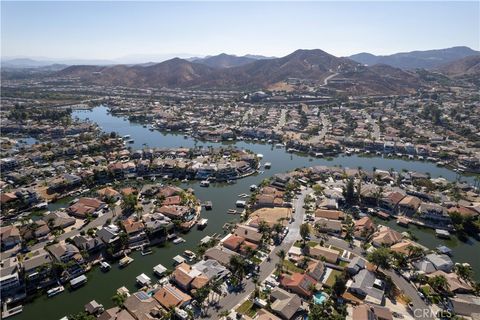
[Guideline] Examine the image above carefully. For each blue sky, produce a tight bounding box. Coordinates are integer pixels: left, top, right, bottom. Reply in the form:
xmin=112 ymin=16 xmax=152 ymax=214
xmin=1 ymin=1 xmax=479 ymax=61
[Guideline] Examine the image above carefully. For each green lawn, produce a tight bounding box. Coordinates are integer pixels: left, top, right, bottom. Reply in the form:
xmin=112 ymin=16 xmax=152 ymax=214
xmin=283 ymin=259 xmax=305 ymax=273
xmin=329 ymin=246 xmax=344 ymax=255
xmin=325 ymin=269 xmax=342 ymax=287
xmin=236 ymin=299 xmax=259 ymax=317
xmin=294 ymin=240 xmax=318 ymax=248
xmin=338 ymin=260 xmax=349 ymax=267
xmin=236 ymin=300 xmax=253 ymax=314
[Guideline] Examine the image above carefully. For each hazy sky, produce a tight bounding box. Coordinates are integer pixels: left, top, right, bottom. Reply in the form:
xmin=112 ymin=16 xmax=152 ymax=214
xmin=2 ymin=1 xmax=479 ymax=61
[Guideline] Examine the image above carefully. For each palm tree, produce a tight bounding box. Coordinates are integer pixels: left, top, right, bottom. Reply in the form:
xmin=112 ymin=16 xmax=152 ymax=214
xmin=111 ymin=292 xmax=127 ymax=308
xmin=276 ymin=249 xmax=286 ymax=273
xmin=455 ymin=264 xmax=474 ymax=283
xmin=428 ymin=275 xmax=450 ymax=294
xmin=228 ymin=255 xmax=246 ymax=284
xmin=406 ymin=245 xmax=424 ymax=260
xmin=300 ymin=223 xmax=310 ymax=246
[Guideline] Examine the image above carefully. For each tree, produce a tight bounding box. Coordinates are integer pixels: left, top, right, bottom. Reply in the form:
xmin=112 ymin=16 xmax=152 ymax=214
xmin=276 ymin=249 xmax=286 ymax=273
xmin=455 ymin=264 xmax=474 ymax=283
xmin=428 ymin=275 xmax=450 ymax=294
xmin=228 ymin=255 xmax=246 ymax=284
xmin=68 ymin=312 xmax=96 ymax=320
xmin=300 ymin=223 xmax=310 ymax=245
xmin=406 ymin=245 xmax=424 ymax=260
xmin=343 ymin=178 xmax=356 ymax=205
xmin=332 ymin=272 xmax=347 ymax=296
xmin=121 ymin=194 xmax=138 ymax=214
xmin=112 ymin=292 xmax=127 ymax=308
xmin=367 ymin=247 xmax=392 ymax=271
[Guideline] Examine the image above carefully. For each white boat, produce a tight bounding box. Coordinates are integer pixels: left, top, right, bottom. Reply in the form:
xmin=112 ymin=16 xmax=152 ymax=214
xmin=236 ymin=200 xmax=246 ymax=208
xmin=141 ymin=248 xmax=153 ymax=256
xmin=127 ymin=139 xmax=134 ymax=144
xmin=435 ymin=229 xmax=451 ymax=239
xmin=183 ymin=250 xmax=196 ymax=261
xmin=200 ymin=180 xmax=210 ymax=187
xmin=119 ymin=256 xmax=134 ymax=267
xmin=100 ymin=261 xmax=111 ymax=271
xmin=70 ymin=275 xmax=87 ymax=288
xmin=122 ymin=135 xmax=131 ymax=140
xmin=47 ymin=285 xmax=65 ymax=297
xmin=153 ymin=264 xmax=167 ymax=276
xmin=257 ymin=153 xmax=264 ymax=159
xmin=173 ymin=237 xmax=185 ymax=244
xmin=173 ymin=255 xmax=186 ymax=265
xmin=250 ymin=185 xmax=258 ymax=191
xmin=264 ymin=162 xmax=272 ymax=169
xmin=197 ymin=218 xmax=208 ymax=229
xmin=136 ymin=273 xmax=151 ymax=287
xmin=275 ymin=143 xmax=284 ymax=148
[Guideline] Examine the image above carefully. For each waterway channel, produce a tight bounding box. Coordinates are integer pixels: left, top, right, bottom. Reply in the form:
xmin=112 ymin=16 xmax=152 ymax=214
xmin=13 ymin=106 xmax=479 ymax=319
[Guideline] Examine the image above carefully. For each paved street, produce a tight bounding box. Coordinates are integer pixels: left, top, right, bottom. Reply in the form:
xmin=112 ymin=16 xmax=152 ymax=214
xmin=210 ymin=188 xmax=311 ymax=319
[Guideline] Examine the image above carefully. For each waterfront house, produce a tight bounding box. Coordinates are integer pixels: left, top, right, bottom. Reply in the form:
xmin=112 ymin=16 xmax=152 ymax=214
xmin=347 ymin=269 xmax=385 ymax=305
xmin=354 ymin=217 xmax=375 ymax=239
xmin=418 ymin=203 xmax=450 ymax=224
xmin=379 ymin=191 xmax=405 ymax=213
xmin=97 ymin=307 xmax=135 ymax=320
xmin=0 ymin=256 xmax=23 ymax=296
xmin=72 ymin=235 xmax=104 ymax=255
xmin=154 ymin=284 xmax=192 ymax=309
xmin=172 ymin=262 xmax=209 ymax=292
xmin=397 ymin=195 xmax=422 ymax=216
xmin=22 ymin=248 xmax=54 ymax=288
xmin=425 ymin=253 xmax=454 ymax=272
xmin=68 ymin=197 xmax=106 ymax=219
xmin=233 ymin=224 xmax=262 ymax=244
xmin=122 ymin=219 xmax=148 ymax=249
xmin=204 ymin=247 xmax=239 ymax=267
xmin=123 ymin=291 xmax=164 ymax=320
xmin=371 ymin=226 xmax=403 ymax=247
xmin=427 ymin=270 xmax=473 ymax=294
xmin=280 ymin=272 xmax=317 ymax=298
xmin=191 ymin=259 xmax=230 ymax=282
xmin=47 ymin=242 xmax=82 ymax=264
xmin=269 ymin=287 xmax=303 ymax=320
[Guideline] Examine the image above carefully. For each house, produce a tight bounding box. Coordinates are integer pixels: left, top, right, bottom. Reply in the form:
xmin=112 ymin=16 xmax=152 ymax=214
xmin=390 ymin=240 xmax=423 ymax=256
xmin=397 ymin=195 xmax=421 ymax=216
xmin=122 ymin=219 xmax=148 ymax=248
xmin=72 ymin=235 xmax=104 ymax=254
xmin=418 ymin=203 xmax=450 ymax=224
xmin=315 ymin=218 xmax=342 ymax=234
xmin=347 ymin=269 xmax=385 ymax=305
xmin=154 ymin=284 xmax=192 ymax=309
xmin=97 ymin=187 xmax=121 ymax=202
xmin=123 ymin=291 xmax=164 ymax=320
xmin=352 ymin=304 xmax=393 ymax=320
xmin=97 ymin=307 xmax=135 ymax=320
xmin=68 ymin=197 xmax=106 ymax=219
xmin=347 ymin=256 xmax=366 ymax=275
xmin=233 ymin=224 xmax=262 ymax=244
xmin=204 ymin=247 xmax=239 ymax=266
xmin=172 ymin=262 xmax=208 ymax=291
xmin=222 ymin=234 xmax=246 ymax=252
xmin=427 ymin=270 xmax=473 ymax=294
xmin=0 ymin=257 xmax=22 ymax=294
xmin=269 ymin=287 xmax=303 ymax=320
xmin=306 ymin=260 xmax=325 ymax=281
xmin=0 ymin=225 xmax=21 ymax=249
xmin=256 ymin=309 xmax=282 ymax=320
xmin=280 ymin=272 xmax=317 ymax=298
xmin=450 ymin=294 xmax=480 ymax=317
xmin=43 ymin=211 xmax=76 ymax=229
xmin=371 ymin=226 xmax=403 ymax=247
xmin=308 ymin=245 xmax=340 ymax=264
xmin=191 ymin=259 xmax=230 ymax=282
xmin=22 ymin=248 xmax=53 ymax=284
xmin=379 ymin=192 xmax=405 ymax=212
xmin=354 ymin=217 xmax=375 ymax=239
xmin=314 ymin=209 xmax=344 ymax=220
xmin=425 ymin=253 xmax=454 ymax=272
xmin=413 ymin=259 xmax=436 ymax=274
xmin=47 ymin=242 xmax=83 ymax=264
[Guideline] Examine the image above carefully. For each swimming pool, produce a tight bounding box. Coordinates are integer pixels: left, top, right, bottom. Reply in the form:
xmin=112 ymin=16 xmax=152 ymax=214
xmin=313 ymin=292 xmax=328 ymax=304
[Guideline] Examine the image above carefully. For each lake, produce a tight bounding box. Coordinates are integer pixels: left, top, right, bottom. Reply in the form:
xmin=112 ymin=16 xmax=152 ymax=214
xmin=13 ymin=106 xmax=478 ymax=320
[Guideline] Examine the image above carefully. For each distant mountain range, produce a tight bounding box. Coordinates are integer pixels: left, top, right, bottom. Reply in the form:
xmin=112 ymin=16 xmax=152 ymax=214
xmin=57 ymin=49 xmax=425 ymax=95
xmin=349 ymin=46 xmax=479 ymax=70
xmin=190 ymin=53 xmax=273 ymax=68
